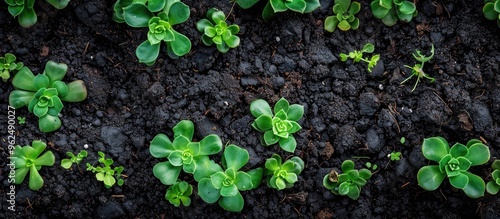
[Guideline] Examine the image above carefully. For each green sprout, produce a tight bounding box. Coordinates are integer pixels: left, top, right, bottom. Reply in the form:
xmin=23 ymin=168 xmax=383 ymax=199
xmin=400 ymin=137 xmax=406 ymax=144
xmin=365 ymin=161 xmax=378 ymax=171
xmin=17 ymin=116 xmax=26 ymax=125
xmin=483 ymin=0 xmax=500 ymax=28
xmin=61 ymin=150 xmax=88 ymax=169
xmin=370 ymin=0 xmax=417 ymax=26
xmin=250 ymin=97 xmax=304 ymax=153
xmin=400 ymin=44 xmax=435 ymax=92
xmin=324 ymin=0 xmax=361 ymax=32
xmin=323 ymin=160 xmax=372 ymax=200
xmin=340 ymin=43 xmax=380 ymax=73
xmin=264 ymin=154 xmax=304 ymax=190
xmin=8 ymin=61 xmax=87 ymax=132
xmin=10 ymin=140 xmax=55 ymax=190
xmin=389 ymin=151 xmax=401 ymax=161
xmin=165 ymin=181 xmax=193 ymax=207
xmin=149 ymin=120 xmax=223 ymax=185
xmin=113 ymin=0 xmax=191 ymax=66
xmin=487 ymin=160 xmax=500 ymax=195
xmin=0 ymin=53 xmax=23 ymax=82
xmin=86 ymin=152 xmax=125 ymax=189
xmin=196 ymin=8 xmax=240 ymax=53
xmin=417 ymin=137 xmax=490 ymax=198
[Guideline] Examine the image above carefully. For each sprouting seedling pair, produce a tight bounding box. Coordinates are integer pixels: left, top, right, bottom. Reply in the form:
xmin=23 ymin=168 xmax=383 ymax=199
xmin=340 ymin=43 xmax=380 ymax=73
xmin=400 ymin=44 xmax=435 ymax=92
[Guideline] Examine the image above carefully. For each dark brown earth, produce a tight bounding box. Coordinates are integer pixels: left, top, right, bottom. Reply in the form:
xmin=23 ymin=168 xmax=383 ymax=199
xmin=1 ymin=0 xmax=500 ymax=218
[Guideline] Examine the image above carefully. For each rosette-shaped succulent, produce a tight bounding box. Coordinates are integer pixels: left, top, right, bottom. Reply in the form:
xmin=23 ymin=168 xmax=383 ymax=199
xmin=250 ymin=97 xmax=304 ymax=152
xmin=8 ymin=61 xmax=87 ymax=132
xmin=264 ymin=154 xmax=304 ymax=190
xmin=11 ymin=140 xmax=55 ymax=190
xmin=323 ymin=160 xmax=372 ymax=200
xmin=0 ymin=53 xmax=23 ymax=82
xmin=417 ymin=137 xmax=490 ymax=198
xmin=196 ymin=8 xmax=240 ymax=53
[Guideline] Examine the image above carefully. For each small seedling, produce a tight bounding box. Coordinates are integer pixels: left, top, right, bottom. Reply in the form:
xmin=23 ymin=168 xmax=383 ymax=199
xmin=388 ymin=151 xmax=401 ymax=161
xmin=339 ymin=43 xmax=380 ymax=73
xmin=417 ymin=137 xmax=490 ymax=198
xmin=324 ymin=0 xmax=361 ymax=32
xmin=86 ymin=151 xmax=125 ymax=188
xmin=365 ymin=162 xmax=378 ymax=171
xmin=0 ymin=53 xmax=23 ymax=82
xmin=400 ymin=44 xmax=435 ymax=92
xmin=10 ymin=140 xmax=55 ymax=190
xmin=166 ymin=181 xmax=193 ymax=207
xmin=250 ymin=97 xmax=304 ymax=153
xmin=17 ymin=116 xmax=26 ymax=124
xmin=323 ymin=160 xmax=372 ymax=200
xmin=61 ymin=150 xmax=88 ymax=169
xmin=196 ymin=8 xmax=240 ymax=53
xmin=400 ymin=137 xmax=406 ymax=144
xmin=264 ymin=154 xmax=304 ymax=190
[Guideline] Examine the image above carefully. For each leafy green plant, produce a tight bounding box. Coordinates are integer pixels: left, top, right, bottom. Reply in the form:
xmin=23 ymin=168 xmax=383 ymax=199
xmin=198 ymin=145 xmax=263 ymax=212
xmin=484 ymin=0 xmax=500 ymax=27
xmin=166 ymin=181 xmax=193 ymax=207
xmin=5 ymin=0 xmax=70 ymax=27
xmin=365 ymin=161 xmax=377 ymax=171
xmin=487 ymin=160 xmax=500 ymax=194
xmin=264 ymin=154 xmax=304 ymax=190
xmin=10 ymin=140 xmax=55 ymax=190
xmin=8 ymin=61 xmax=87 ymax=132
xmin=370 ymin=0 xmax=417 ymax=26
xmin=417 ymin=137 xmax=490 ymax=198
xmin=61 ymin=150 xmax=88 ymax=169
xmin=150 ymin=120 xmax=223 ymax=185
xmin=250 ymin=97 xmax=304 ymax=153
xmin=17 ymin=116 xmax=26 ymax=124
xmin=324 ymin=0 xmax=361 ymax=32
xmin=400 ymin=44 xmax=435 ymax=92
xmin=113 ymin=0 xmax=191 ymax=66
xmin=0 ymin=53 xmax=23 ymax=82
xmin=323 ymin=160 xmax=372 ymax=200
xmin=233 ymin=0 xmax=320 ymax=22
xmin=340 ymin=43 xmax=380 ymax=73
xmin=196 ymin=8 xmax=240 ymax=53
xmin=86 ymin=152 xmax=125 ymax=189
xmin=389 ymin=151 xmax=401 ymax=161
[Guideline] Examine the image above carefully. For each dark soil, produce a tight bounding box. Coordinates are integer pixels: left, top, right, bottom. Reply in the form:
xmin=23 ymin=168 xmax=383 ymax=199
xmin=1 ymin=0 xmax=500 ymax=218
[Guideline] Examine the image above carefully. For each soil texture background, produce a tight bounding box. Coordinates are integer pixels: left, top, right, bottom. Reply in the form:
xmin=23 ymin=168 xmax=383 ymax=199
xmin=1 ymin=0 xmax=500 ymax=218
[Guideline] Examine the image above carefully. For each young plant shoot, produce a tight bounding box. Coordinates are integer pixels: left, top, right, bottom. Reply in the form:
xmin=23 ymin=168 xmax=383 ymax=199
xmin=483 ymin=0 xmax=500 ymax=27
xmin=417 ymin=137 xmax=490 ymax=198
xmin=86 ymin=152 xmax=125 ymax=189
xmin=340 ymin=43 xmax=380 ymax=73
xmin=10 ymin=140 xmax=55 ymax=190
xmin=197 ymin=8 xmax=240 ymax=53
xmin=61 ymin=150 xmax=88 ymax=169
xmin=166 ymin=181 xmax=193 ymax=207
xmin=0 ymin=53 xmax=23 ymax=82
xmin=250 ymin=97 xmax=304 ymax=153
xmin=400 ymin=44 xmax=435 ymax=92
xmin=487 ymin=160 xmax=500 ymax=195
xmin=264 ymin=154 xmax=304 ymax=190
xmin=232 ymin=0 xmax=320 ymax=22
xmin=5 ymin=0 xmax=70 ymax=27
xmin=323 ymin=160 xmax=372 ymax=200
